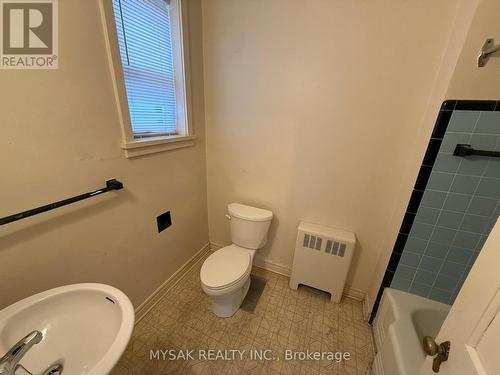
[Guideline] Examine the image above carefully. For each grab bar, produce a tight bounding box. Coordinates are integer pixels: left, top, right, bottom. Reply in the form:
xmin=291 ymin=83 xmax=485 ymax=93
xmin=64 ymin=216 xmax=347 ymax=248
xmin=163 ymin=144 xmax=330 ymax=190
xmin=453 ymin=144 xmax=500 ymax=158
xmin=0 ymin=179 xmax=124 ymax=226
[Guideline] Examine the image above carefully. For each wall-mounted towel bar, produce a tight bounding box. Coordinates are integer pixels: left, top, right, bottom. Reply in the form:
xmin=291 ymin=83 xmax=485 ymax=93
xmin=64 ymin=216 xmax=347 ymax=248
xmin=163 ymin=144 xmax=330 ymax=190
xmin=453 ymin=144 xmax=500 ymax=158
xmin=0 ymin=179 xmax=124 ymax=226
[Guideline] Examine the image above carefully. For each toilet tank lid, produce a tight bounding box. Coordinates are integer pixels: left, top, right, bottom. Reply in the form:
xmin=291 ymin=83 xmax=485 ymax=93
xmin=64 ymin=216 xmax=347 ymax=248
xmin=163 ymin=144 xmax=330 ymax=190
xmin=228 ymin=203 xmax=273 ymax=222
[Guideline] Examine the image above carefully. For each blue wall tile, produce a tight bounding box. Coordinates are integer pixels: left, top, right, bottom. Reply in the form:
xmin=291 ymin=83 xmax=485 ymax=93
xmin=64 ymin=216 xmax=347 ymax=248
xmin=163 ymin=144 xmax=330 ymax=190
xmin=415 ymin=207 xmax=440 ymax=225
xmin=404 ymin=237 xmax=428 ymax=254
xmin=475 ymin=111 xmax=500 ymax=134
xmin=446 ymin=247 xmax=473 ymax=263
xmin=443 ymin=193 xmax=471 ymax=212
xmin=410 ymin=222 xmax=434 ymax=240
xmin=434 ymin=154 xmax=461 ymax=173
xmin=400 ymin=252 xmax=422 ymax=268
xmin=391 ymin=107 xmax=500 ymax=305
xmin=429 ymin=289 xmax=452 ymax=304
xmin=485 ymin=160 xmax=500 ymax=178
xmin=450 ymin=175 xmax=480 ymax=194
xmin=437 ymin=211 xmax=464 ymax=229
xmin=420 ymin=256 xmax=443 ymax=273
xmin=485 ymin=218 xmax=496 ymax=234
xmin=476 ymin=178 xmax=500 ymax=199
xmin=468 ymin=251 xmax=480 ymax=264
xmin=414 ymin=269 xmax=437 ymax=286
xmin=447 ymin=111 xmax=480 ymax=132
xmin=395 ymin=265 xmax=417 ymax=281
xmin=434 ymin=274 xmax=458 ymax=291
xmin=391 ymin=276 xmax=412 ymax=291
xmin=440 ymin=261 xmax=466 ymax=279
xmin=410 ymin=283 xmax=432 ymax=298
xmin=431 ymin=227 xmax=457 ymax=244
xmin=475 ymin=235 xmax=488 ymax=251
xmin=440 ymin=132 xmax=470 ymax=153
xmin=469 ymin=197 xmax=496 ymax=216
xmin=453 ymin=231 xmax=481 ymax=249
xmin=457 ymin=158 xmax=488 ymax=176
xmin=427 ymin=172 xmax=455 ymax=191
xmin=421 ymin=190 xmax=447 ymax=208
xmin=471 ymin=134 xmax=499 ymax=149
xmin=425 ymin=241 xmax=449 ymax=258
xmin=461 ymin=215 xmax=490 ymax=233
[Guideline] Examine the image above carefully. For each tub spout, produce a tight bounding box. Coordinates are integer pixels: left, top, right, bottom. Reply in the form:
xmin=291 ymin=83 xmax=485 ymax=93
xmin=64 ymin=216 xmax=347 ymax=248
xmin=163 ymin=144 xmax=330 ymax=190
xmin=422 ymin=336 xmax=450 ymax=373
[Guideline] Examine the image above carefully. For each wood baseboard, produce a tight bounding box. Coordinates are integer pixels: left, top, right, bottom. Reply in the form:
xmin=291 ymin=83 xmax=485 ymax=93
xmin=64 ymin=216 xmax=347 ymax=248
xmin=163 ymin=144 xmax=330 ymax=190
xmin=210 ymin=242 xmax=367 ymax=317
xmin=363 ymin=290 xmax=372 ymax=322
xmin=135 ymin=243 xmax=211 ymax=323
xmin=135 ymin=242 xmax=370 ymax=323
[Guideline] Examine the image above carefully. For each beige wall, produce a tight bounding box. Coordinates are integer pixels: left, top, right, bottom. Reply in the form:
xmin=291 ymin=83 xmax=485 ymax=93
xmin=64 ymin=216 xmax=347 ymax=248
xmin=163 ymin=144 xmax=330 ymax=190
xmin=368 ymin=0 xmax=500 ymax=311
xmin=202 ymin=0 xmax=461 ymax=295
xmin=447 ymin=0 xmax=500 ymax=99
xmin=0 ymin=0 xmax=208 ymax=309
xmin=3 ymin=0 xmax=496 ymax=314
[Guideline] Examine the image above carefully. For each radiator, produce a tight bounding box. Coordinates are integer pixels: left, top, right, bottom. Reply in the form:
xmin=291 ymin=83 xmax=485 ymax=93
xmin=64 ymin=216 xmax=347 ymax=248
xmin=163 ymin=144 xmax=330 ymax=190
xmin=289 ymin=221 xmax=356 ymax=302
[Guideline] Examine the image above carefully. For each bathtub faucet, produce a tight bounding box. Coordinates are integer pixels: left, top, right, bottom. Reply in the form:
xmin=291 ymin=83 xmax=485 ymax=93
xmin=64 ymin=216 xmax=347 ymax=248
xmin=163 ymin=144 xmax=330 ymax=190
xmin=422 ymin=336 xmax=451 ymax=373
xmin=0 ymin=331 xmax=43 ymax=375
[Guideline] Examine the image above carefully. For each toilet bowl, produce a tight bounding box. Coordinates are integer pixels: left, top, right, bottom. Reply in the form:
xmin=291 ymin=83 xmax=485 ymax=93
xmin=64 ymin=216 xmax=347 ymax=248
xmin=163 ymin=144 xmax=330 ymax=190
xmin=200 ymin=203 xmax=273 ymax=318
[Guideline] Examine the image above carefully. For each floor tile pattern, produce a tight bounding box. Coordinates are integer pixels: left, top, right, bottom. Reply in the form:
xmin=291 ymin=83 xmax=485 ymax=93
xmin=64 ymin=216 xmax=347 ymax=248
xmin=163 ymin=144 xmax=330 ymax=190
xmin=111 ymin=256 xmax=374 ymax=375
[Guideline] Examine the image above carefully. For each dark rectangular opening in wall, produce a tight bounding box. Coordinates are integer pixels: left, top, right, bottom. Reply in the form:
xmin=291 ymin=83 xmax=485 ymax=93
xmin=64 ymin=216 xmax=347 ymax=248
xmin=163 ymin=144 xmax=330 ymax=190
xmin=157 ymin=211 xmax=172 ymax=233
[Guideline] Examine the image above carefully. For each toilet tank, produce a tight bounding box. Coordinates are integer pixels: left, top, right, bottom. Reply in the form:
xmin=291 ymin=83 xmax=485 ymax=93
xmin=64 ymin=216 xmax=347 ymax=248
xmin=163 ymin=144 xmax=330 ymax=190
xmin=228 ymin=203 xmax=273 ymax=249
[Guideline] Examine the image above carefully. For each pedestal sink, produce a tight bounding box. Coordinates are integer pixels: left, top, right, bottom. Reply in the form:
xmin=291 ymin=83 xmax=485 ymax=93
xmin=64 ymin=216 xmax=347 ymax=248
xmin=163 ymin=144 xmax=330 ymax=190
xmin=0 ymin=284 xmax=135 ymax=375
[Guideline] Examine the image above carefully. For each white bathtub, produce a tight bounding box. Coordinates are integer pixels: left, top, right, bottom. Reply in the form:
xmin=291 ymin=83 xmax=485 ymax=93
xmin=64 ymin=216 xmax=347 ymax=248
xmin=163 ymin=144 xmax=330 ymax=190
xmin=371 ymin=288 xmax=450 ymax=375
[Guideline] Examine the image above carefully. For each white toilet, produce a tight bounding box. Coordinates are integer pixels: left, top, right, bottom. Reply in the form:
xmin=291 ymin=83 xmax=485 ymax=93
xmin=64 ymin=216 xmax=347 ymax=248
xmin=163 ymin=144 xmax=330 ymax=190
xmin=200 ymin=203 xmax=273 ymax=317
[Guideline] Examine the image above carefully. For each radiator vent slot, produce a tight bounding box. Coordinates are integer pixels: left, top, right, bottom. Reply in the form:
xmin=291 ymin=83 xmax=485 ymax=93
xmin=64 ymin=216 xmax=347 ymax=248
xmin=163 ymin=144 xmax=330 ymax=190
xmin=303 ymin=233 xmax=322 ymax=250
xmin=325 ymin=239 xmax=346 ymax=257
xmin=326 ymin=240 xmax=332 ymax=253
xmin=338 ymin=243 xmax=346 ymax=257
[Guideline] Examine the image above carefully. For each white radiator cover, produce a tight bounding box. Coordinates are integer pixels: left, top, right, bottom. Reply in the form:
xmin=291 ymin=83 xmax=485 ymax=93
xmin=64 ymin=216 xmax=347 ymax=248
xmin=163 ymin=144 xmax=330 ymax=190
xmin=289 ymin=221 xmax=356 ymax=302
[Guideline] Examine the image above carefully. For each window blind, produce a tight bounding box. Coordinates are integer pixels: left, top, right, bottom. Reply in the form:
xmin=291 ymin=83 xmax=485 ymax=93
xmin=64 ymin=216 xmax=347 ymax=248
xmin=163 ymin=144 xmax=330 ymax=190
xmin=112 ymin=0 xmax=177 ymax=138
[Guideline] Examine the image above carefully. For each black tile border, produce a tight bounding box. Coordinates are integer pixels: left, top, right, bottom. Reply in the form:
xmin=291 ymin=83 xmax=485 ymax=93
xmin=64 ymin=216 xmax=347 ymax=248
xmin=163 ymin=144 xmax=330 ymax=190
xmin=407 ymin=190 xmax=424 ymax=214
xmin=455 ymin=100 xmax=497 ymax=111
xmin=387 ymin=252 xmax=402 ymax=272
xmin=368 ymin=99 xmax=500 ymax=325
xmin=431 ymin=111 xmax=452 ymax=139
xmin=440 ymin=100 xmax=457 ymax=111
xmin=400 ymin=212 xmax=416 ymax=235
xmin=393 ymin=233 xmax=408 ymax=253
xmin=414 ymin=166 xmax=432 ymax=191
xmin=422 ymin=139 xmax=443 ymax=166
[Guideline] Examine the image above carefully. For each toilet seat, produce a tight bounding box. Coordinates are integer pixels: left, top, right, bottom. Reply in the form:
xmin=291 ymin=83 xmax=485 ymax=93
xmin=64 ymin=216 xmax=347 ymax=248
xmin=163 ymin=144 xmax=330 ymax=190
xmin=201 ymin=245 xmax=251 ymax=292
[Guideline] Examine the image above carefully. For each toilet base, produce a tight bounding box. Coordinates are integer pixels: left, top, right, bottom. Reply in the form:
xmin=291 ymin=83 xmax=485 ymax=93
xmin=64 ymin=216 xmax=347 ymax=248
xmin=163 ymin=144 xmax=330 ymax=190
xmin=211 ymin=277 xmax=251 ymax=318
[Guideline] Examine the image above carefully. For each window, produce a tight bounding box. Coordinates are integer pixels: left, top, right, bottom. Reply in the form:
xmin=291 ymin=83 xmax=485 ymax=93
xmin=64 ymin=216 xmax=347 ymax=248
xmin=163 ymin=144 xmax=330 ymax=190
xmin=103 ymin=0 xmax=194 ymax=157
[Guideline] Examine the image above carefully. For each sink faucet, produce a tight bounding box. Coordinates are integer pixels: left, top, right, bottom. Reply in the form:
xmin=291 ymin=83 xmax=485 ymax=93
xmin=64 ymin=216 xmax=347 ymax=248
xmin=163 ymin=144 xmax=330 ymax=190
xmin=0 ymin=331 xmax=43 ymax=375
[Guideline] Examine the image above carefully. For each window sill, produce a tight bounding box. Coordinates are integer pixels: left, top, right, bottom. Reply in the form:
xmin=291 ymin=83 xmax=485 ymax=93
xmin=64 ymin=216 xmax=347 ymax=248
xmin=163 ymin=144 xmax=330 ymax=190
xmin=122 ymin=135 xmax=196 ymax=158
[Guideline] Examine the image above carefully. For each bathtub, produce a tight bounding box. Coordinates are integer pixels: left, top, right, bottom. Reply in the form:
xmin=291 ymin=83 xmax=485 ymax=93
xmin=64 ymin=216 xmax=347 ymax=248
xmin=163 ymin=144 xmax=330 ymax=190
xmin=371 ymin=288 xmax=450 ymax=375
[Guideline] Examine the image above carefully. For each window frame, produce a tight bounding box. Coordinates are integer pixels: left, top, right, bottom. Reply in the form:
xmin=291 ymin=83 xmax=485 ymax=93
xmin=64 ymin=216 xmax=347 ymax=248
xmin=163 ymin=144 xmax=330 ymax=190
xmin=100 ymin=0 xmax=195 ymax=158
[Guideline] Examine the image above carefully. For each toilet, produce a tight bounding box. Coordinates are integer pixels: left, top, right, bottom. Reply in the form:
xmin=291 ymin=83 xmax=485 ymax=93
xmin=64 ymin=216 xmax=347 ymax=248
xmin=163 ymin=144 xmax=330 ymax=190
xmin=200 ymin=203 xmax=273 ymax=317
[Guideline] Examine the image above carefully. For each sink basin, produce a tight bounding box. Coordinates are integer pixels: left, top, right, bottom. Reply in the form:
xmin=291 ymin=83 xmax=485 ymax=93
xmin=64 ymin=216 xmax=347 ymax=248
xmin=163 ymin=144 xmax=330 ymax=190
xmin=0 ymin=284 xmax=134 ymax=375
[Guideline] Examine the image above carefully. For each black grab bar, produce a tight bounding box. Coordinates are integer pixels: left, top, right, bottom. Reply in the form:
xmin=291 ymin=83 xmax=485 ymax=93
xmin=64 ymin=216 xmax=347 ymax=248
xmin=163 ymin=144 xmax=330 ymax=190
xmin=0 ymin=179 xmax=124 ymax=226
xmin=453 ymin=144 xmax=500 ymax=158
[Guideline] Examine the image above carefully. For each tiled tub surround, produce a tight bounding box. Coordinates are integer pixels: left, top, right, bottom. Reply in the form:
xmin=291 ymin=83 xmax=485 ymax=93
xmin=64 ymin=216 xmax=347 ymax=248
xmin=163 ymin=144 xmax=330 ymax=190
xmin=384 ymin=101 xmax=500 ymax=310
xmin=111 ymin=255 xmax=375 ymax=375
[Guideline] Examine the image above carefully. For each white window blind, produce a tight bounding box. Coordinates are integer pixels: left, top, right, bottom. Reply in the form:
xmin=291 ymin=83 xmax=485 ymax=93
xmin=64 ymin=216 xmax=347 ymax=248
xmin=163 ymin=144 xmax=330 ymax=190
xmin=112 ymin=0 xmax=177 ymax=138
